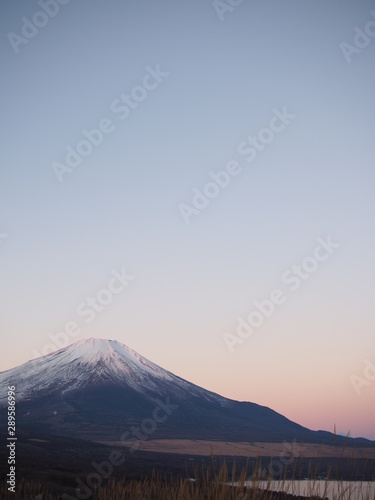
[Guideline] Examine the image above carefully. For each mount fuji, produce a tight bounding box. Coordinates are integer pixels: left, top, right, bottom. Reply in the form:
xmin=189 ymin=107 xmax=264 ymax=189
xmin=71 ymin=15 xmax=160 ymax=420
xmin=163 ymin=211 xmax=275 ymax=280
xmin=0 ymin=338 xmax=225 ymax=406
xmin=0 ymin=338 xmax=372 ymax=446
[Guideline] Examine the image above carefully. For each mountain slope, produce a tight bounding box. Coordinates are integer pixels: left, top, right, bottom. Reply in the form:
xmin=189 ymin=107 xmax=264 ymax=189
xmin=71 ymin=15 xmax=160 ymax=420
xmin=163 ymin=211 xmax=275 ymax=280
xmin=0 ymin=338 xmax=226 ymax=406
xmin=0 ymin=338 xmax=372 ymax=446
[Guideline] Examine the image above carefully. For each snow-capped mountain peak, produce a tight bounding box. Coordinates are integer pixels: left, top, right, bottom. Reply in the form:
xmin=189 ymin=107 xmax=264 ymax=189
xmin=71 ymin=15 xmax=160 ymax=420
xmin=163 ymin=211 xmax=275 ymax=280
xmin=0 ymin=338 xmax=225 ymax=406
xmin=0 ymin=338 xmax=369 ymax=447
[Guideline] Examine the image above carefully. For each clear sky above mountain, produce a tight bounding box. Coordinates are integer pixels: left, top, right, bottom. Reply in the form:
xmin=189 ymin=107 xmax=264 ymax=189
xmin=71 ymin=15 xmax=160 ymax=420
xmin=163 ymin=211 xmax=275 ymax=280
xmin=1 ymin=0 xmax=374 ymax=439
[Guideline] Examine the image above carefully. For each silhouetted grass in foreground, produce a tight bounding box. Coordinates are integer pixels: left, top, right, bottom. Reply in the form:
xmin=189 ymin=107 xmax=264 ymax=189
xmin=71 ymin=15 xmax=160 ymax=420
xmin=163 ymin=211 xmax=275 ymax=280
xmin=1 ymin=455 xmax=374 ymax=500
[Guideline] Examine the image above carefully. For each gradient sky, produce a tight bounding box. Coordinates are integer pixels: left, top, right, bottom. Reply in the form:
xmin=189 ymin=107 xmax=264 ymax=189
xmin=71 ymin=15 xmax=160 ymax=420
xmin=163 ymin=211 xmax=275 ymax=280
xmin=1 ymin=1 xmax=374 ymax=439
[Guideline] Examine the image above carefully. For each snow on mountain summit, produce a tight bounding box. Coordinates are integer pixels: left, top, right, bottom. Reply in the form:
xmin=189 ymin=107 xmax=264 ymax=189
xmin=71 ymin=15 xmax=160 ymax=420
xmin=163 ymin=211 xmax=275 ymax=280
xmin=0 ymin=338 xmax=226 ymax=407
xmin=0 ymin=338 xmax=173 ymax=403
xmin=51 ymin=337 xmax=172 ymax=377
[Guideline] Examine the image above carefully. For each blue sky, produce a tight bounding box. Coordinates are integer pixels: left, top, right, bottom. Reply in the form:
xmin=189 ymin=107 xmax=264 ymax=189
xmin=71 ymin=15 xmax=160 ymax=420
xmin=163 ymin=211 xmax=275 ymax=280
xmin=1 ymin=0 xmax=374 ymax=438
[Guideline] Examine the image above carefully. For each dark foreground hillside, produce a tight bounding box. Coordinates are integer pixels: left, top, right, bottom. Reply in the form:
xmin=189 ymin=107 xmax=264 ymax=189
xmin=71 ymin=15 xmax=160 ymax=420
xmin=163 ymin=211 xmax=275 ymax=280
xmin=0 ymin=429 xmax=374 ymax=499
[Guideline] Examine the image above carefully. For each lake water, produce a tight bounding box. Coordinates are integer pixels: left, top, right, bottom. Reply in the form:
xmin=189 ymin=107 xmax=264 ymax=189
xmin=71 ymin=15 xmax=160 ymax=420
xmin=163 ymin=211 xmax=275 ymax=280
xmin=249 ymin=480 xmax=375 ymax=499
